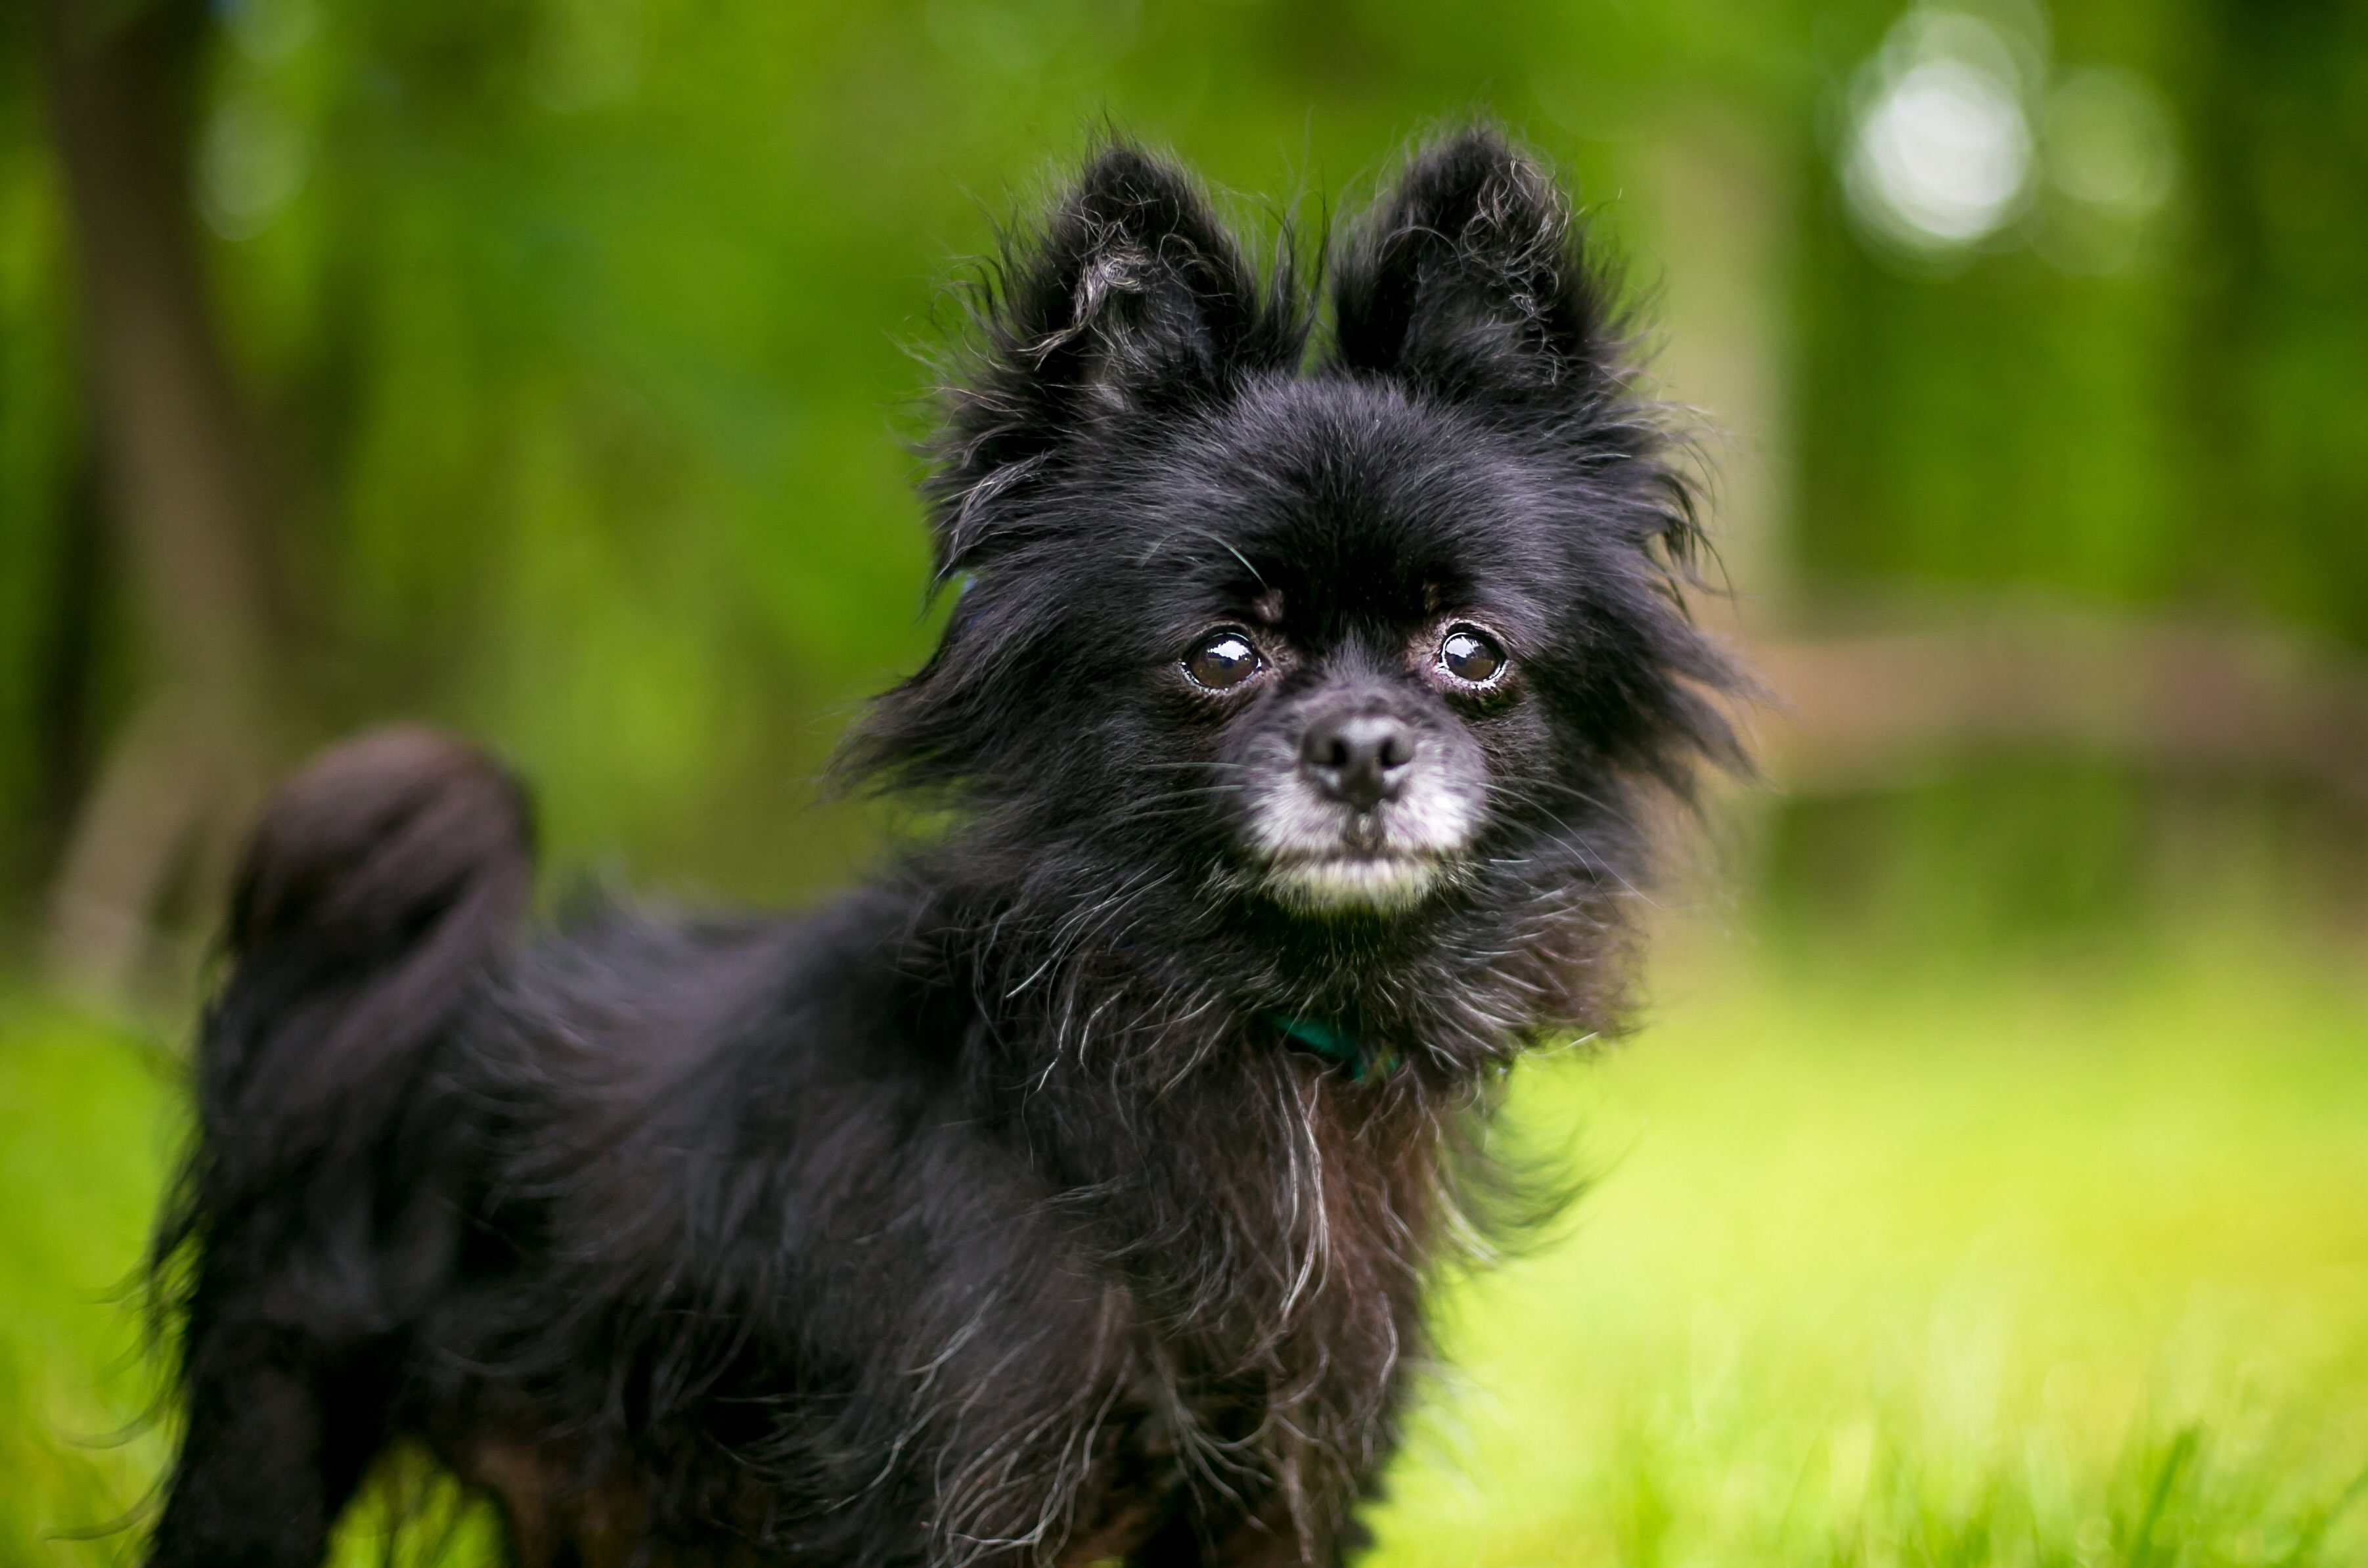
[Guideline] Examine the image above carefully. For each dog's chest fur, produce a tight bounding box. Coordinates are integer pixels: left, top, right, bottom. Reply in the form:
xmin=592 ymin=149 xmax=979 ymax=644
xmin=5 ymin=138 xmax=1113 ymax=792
xmin=980 ymin=999 xmax=1439 ymax=1544
xmin=995 ymin=1024 xmax=1446 ymax=1557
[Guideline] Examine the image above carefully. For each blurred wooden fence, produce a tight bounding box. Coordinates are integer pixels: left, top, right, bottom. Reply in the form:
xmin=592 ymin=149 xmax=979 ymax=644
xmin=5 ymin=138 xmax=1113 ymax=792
xmin=1751 ymin=611 xmax=2368 ymax=809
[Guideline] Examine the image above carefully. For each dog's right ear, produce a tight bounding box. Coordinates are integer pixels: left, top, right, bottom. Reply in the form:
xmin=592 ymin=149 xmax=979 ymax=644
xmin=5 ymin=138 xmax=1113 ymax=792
xmin=929 ymin=144 xmax=1298 ymax=571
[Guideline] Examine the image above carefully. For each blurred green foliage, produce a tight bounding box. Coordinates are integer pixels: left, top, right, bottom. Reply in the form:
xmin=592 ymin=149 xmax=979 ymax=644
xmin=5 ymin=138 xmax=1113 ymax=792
xmin=1799 ymin=2 xmax=2368 ymax=627
xmin=2 ymin=0 xmax=2363 ymax=931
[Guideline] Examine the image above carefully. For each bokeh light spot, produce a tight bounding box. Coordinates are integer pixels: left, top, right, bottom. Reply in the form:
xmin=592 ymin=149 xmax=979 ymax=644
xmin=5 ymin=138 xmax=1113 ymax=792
xmin=1845 ymin=10 xmax=2036 ymax=255
xmin=2045 ymin=68 xmax=2178 ymax=215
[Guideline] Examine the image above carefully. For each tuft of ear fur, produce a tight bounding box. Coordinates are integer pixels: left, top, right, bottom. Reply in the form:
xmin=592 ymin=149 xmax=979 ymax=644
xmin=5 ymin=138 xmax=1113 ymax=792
xmin=928 ymin=143 xmax=1305 ymax=573
xmin=1331 ymin=127 xmax=1619 ymax=403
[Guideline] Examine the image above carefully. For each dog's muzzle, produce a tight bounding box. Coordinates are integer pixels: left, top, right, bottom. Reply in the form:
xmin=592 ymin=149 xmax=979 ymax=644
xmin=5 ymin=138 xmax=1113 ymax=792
xmin=1241 ymin=698 xmax=1482 ymax=914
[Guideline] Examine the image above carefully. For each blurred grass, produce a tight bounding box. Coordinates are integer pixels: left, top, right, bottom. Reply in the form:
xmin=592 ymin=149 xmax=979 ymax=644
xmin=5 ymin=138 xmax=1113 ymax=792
xmin=0 ymin=998 xmax=176 ymax=1560
xmin=1371 ymin=924 xmax=2368 ymax=1567
xmin=3 ymin=922 xmax=2365 ymax=1565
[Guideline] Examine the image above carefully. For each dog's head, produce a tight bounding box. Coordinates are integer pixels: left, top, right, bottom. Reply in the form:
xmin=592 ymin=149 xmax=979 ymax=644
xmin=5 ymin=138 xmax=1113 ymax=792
xmin=857 ymin=130 xmax=1738 ymax=951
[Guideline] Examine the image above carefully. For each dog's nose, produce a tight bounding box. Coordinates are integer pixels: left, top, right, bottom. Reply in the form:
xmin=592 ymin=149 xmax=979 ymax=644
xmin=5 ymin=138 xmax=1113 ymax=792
xmin=1300 ymin=712 xmax=1416 ymax=813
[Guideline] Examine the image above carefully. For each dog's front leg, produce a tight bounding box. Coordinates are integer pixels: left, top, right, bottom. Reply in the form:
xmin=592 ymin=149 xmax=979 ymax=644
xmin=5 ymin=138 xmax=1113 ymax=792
xmin=146 ymin=1324 xmax=381 ymax=1568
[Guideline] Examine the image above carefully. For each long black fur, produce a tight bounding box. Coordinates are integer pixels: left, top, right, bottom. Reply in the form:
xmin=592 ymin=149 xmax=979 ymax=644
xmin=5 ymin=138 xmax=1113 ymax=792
xmin=148 ymin=128 xmax=1742 ymax=1568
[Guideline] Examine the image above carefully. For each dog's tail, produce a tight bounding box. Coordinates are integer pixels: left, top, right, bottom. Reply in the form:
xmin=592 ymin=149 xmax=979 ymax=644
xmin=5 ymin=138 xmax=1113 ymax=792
xmin=147 ymin=739 xmax=530 ymax=1557
xmin=179 ymin=725 xmax=534 ymax=1266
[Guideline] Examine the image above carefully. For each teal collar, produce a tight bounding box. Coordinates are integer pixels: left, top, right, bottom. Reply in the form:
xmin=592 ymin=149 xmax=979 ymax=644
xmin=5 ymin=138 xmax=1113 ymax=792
xmin=1269 ymin=1015 xmax=1398 ymax=1083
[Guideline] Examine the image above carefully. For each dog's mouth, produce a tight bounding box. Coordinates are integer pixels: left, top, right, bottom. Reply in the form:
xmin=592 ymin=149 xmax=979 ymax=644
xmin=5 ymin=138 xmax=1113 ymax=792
xmin=1259 ymin=847 xmax=1454 ymax=913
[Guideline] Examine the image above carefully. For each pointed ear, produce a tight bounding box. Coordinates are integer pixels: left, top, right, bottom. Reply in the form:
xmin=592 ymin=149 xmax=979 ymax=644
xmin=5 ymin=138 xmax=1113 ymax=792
xmin=930 ymin=144 xmax=1299 ymax=569
xmin=1331 ymin=129 xmax=1618 ymax=401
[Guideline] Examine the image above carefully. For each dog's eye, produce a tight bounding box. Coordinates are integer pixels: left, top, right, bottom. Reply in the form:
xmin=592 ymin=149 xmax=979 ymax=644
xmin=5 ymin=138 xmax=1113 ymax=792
xmin=1184 ymin=631 xmax=1261 ymax=691
xmin=1439 ymin=626 xmax=1507 ymax=686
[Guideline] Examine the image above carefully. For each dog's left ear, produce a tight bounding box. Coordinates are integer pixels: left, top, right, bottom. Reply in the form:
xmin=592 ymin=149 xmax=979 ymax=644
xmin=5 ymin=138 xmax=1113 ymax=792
xmin=1331 ymin=129 xmax=1618 ymax=404
xmin=932 ymin=143 xmax=1297 ymax=570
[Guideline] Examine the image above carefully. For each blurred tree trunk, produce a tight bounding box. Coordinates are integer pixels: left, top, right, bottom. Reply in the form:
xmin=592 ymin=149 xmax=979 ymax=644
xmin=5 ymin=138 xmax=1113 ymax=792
xmin=1640 ymin=107 xmax=1797 ymax=628
xmin=34 ymin=0 xmax=294 ymax=997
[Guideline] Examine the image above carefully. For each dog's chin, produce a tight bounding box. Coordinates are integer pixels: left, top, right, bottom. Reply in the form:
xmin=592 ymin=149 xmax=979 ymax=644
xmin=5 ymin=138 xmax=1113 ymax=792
xmin=1259 ymin=852 xmax=1452 ymax=915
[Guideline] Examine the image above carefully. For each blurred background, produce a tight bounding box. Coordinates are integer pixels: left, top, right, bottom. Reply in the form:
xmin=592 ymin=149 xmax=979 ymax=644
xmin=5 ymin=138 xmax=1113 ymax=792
xmin=2 ymin=0 xmax=2365 ymax=1563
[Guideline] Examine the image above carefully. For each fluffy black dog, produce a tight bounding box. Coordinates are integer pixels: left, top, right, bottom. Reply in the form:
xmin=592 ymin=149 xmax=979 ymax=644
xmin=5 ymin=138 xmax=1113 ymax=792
xmin=148 ymin=129 xmax=1739 ymax=1567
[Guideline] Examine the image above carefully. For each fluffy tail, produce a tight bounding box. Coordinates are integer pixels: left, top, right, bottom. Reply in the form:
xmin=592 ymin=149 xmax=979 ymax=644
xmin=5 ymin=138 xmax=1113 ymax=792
xmin=164 ymin=725 xmax=533 ymax=1312
xmin=149 ymin=727 xmax=531 ymax=1565
xmin=199 ymin=726 xmax=532 ymax=1169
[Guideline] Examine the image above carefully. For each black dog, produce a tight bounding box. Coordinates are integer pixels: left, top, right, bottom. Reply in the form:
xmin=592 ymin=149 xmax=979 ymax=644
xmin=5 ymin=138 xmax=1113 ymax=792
xmin=148 ymin=129 xmax=1740 ymax=1567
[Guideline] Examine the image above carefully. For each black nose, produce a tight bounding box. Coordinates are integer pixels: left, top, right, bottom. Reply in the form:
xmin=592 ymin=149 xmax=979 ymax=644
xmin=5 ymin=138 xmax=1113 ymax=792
xmin=1299 ymin=711 xmax=1417 ymax=813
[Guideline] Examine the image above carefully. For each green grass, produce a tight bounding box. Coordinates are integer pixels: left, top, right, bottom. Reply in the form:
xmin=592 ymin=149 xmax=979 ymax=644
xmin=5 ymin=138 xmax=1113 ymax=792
xmin=3 ymin=926 xmax=2364 ymax=1565
xmin=0 ymin=998 xmax=179 ymax=1563
xmin=1370 ymin=928 xmax=2368 ymax=1567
